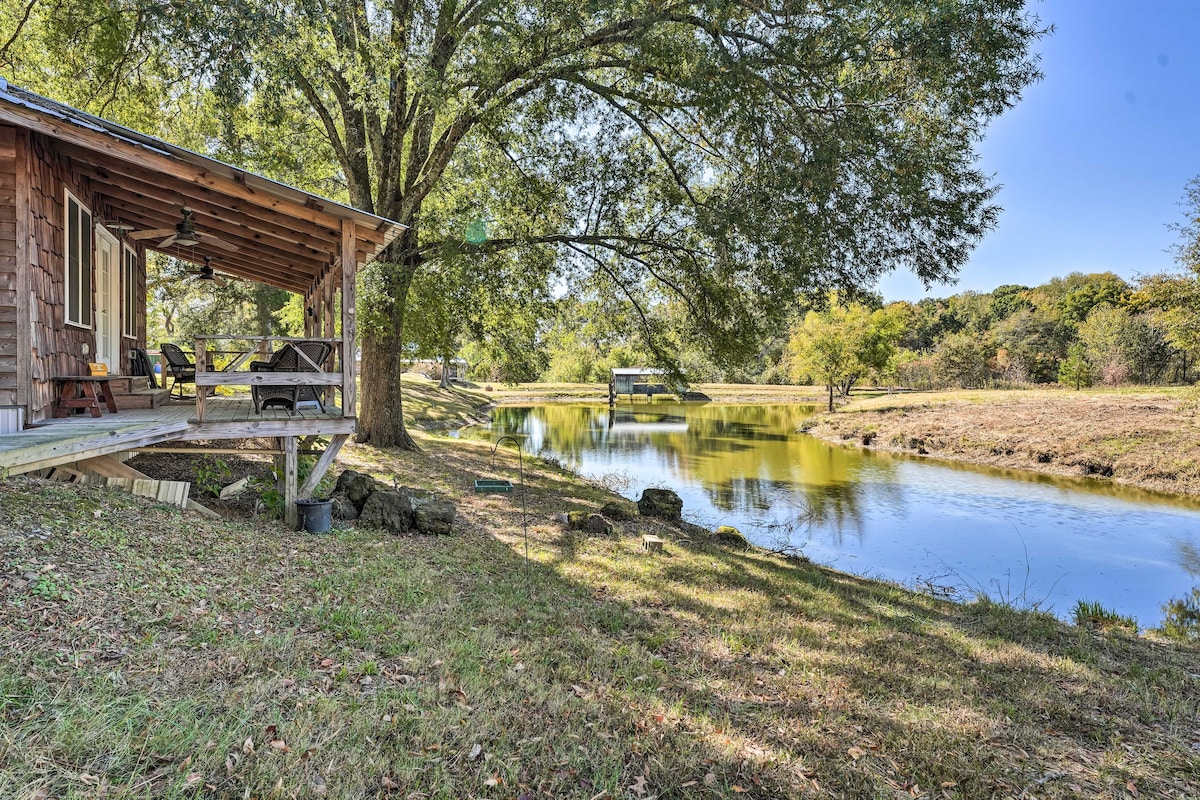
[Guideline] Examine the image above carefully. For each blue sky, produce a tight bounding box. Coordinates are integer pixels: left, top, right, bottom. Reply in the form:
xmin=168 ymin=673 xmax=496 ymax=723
xmin=876 ymin=0 xmax=1200 ymax=302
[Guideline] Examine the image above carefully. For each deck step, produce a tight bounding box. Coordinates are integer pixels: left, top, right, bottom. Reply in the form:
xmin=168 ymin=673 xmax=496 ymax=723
xmin=112 ymin=388 xmax=171 ymax=410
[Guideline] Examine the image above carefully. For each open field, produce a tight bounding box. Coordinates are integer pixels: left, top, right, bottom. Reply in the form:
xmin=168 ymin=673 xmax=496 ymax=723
xmin=2 ymin=422 xmax=1199 ymax=799
xmin=805 ymin=387 xmax=1200 ymax=497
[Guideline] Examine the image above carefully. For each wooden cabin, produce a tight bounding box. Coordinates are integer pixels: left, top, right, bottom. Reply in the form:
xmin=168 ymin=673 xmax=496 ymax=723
xmin=0 ymin=80 xmax=403 ymax=521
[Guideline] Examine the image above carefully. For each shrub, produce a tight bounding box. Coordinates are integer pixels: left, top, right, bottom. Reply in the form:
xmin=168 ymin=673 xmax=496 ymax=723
xmin=1072 ymin=599 xmax=1136 ymax=633
xmin=1159 ymin=587 xmax=1200 ymax=642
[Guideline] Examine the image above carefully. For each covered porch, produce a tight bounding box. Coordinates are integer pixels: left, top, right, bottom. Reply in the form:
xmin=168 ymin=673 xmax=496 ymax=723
xmin=0 ymin=82 xmax=405 ymax=524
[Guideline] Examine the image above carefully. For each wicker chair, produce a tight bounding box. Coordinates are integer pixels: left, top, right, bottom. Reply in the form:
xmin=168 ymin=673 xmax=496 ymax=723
xmin=249 ymin=341 xmax=333 ymax=415
xmin=159 ymin=343 xmax=197 ymax=399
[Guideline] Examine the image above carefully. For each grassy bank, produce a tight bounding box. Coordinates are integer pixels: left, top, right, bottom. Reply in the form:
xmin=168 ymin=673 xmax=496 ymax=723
xmin=3 ymin=428 xmax=1199 ymax=798
xmin=805 ymin=387 xmax=1200 ymax=497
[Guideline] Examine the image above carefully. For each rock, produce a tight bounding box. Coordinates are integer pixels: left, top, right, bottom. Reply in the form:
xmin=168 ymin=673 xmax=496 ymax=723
xmin=335 ymin=469 xmax=382 ymax=511
xmin=330 ymin=492 xmax=359 ymax=521
xmin=414 ymin=500 xmax=457 ymax=536
xmin=712 ymin=525 xmax=749 ymax=549
xmin=637 ymin=488 xmax=683 ymax=521
xmin=599 ymin=501 xmax=635 ymax=521
xmin=1078 ymin=460 xmax=1114 ymax=478
xmin=359 ymin=489 xmax=413 ymax=533
xmin=563 ymin=511 xmax=613 ymax=535
xmin=584 ymin=514 xmax=614 ymax=536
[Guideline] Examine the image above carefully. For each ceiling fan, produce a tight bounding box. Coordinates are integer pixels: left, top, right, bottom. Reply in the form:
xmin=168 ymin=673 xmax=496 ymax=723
xmin=187 ymin=257 xmax=235 ymax=288
xmin=128 ymin=207 xmax=239 ymax=252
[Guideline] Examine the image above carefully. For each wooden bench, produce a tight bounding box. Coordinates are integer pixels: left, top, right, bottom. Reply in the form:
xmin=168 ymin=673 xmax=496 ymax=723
xmin=53 ymin=375 xmax=120 ymax=418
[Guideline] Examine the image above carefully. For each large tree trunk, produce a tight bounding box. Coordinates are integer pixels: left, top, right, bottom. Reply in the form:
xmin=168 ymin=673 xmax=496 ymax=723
xmin=356 ymin=236 xmax=420 ymax=450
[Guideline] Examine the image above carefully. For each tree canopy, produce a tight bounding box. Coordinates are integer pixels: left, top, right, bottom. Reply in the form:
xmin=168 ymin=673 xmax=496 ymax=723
xmin=4 ymin=0 xmax=1047 ymax=445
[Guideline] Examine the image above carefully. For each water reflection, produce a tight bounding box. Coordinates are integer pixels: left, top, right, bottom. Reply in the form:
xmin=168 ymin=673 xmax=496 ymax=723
xmin=490 ymin=403 xmax=880 ymax=535
xmin=484 ymin=403 xmax=1200 ymax=626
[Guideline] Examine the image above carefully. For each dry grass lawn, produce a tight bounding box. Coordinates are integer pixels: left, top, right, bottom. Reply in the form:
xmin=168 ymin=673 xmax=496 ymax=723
xmin=1 ymin=428 xmax=1198 ymax=798
xmin=806 ymin=387 xmax=1200 ymax=496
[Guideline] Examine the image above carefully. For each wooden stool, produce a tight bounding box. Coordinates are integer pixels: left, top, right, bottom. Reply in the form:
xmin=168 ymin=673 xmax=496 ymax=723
xmin=53 ymin=376 xmax=119 ymax=418
xmin=642 ymin=534 xmax=664 ymax=553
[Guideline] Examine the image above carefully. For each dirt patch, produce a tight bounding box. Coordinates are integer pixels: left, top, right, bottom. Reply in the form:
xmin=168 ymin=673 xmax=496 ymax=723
xmin=127 ymin=440 xmax=277 ymax=518
xmin=805 ymin=389 xmax=1200 ymax=496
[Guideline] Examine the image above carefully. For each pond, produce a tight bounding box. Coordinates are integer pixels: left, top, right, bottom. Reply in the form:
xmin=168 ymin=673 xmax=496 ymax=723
xmin=477 ymin=402 xmax=1200 ymax=627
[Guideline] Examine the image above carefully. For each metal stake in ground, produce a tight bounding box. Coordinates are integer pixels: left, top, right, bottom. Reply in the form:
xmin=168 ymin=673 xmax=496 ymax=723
xmin=490 ymin=435 xmax=530 ymax=589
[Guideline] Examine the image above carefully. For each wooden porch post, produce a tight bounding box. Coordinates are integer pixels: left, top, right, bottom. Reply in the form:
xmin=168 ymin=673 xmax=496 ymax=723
xmin=324 ymin=271 xmax=336 ymax=339
xmin=194 ymin=338 xmax=207 ymax=420
xmin=340 ymin=220 xmax=357 ymax=418
xmin=14 ymin=128 xmax=32 ymax=413
xmin=303 ymin=286 xmax=316 ymax=338
xmin=283 ymin=435 xmax=298 ymax=528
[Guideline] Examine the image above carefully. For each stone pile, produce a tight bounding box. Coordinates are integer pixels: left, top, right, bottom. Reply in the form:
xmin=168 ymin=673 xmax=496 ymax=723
xmin=330 ymin=469 xmax=456 ymax=535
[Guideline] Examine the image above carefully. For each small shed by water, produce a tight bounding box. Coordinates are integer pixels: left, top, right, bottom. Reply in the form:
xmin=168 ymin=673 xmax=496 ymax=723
xmin=609 ymin=367 xmax=678 ymax=400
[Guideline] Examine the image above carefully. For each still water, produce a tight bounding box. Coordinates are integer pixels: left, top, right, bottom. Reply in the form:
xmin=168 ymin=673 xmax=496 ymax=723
xmin=481 ymin=402 xmax=1200 ymax=626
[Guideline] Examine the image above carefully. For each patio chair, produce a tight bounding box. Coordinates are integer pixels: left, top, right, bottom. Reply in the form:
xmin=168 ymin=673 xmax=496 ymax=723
xmin=129 ymin=348 xmax=159 ymax=389
xmin=159 ymin=343 xmax=197 ymax=399
xmin=249 ymin=341 xmax=333 ymax=415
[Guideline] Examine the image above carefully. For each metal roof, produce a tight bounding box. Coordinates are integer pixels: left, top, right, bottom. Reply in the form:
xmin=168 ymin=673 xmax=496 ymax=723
xmin=611 ymin=368 xmax=665 ymax=376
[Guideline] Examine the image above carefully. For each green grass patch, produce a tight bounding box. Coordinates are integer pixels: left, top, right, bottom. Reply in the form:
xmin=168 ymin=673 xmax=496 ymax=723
xmin=2 ymin=436 xmax=1199 ymax=799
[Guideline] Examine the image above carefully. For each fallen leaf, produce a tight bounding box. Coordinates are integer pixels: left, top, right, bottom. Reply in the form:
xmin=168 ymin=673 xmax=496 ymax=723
xmin=704 ymin=772 xmax=718 ymax=787
xmin=847 ymin=746 xmax=867 ymax=760
xmin=732 ymin=786 xmax=749 ymax=793
xmin=1127 ymin=780 xmax=1139 ymax=797
xmin=183 ymin=773 xmax=204 ymax=788
xmin=27 ymin=790 xmax=50 ymax=800
xmin=310 ymin=774 xmax=327 ymax=796
xmin=270 ymin=739 xmax=291 ymax=752
xmin=243 ymin=737 xmax=255 ymax=755
xmin=381 ymin=775 xmax=398 ymax=790
xmin=79 ymin=774 xmax=100 ymax=786
xmin=940 ymin=781 xmax=957 ymax=788
xmin=485 ymin=774 xmax=502 ymax=787
xmin=629 ymin=775 xmax=648 ymax=796
xmin=680 ymin=781 xmax=697 ymax=788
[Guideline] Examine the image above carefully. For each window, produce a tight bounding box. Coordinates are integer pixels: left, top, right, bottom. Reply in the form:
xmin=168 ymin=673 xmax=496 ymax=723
xmin=65 ymin=191 xmax=92 ymax=328
xmin=122 ymin=245 xmax=138 ymax=338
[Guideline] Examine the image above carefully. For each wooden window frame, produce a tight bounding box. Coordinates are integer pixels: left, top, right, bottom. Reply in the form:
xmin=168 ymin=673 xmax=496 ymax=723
xmin=122 ymin=244 xmax=138 ymax=339
xmin=64 ymin=189 xmax=93 ymax=329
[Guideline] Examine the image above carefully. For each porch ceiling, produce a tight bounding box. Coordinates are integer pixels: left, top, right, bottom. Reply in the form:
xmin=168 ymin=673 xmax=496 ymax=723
xmin=0 ymin=80 xmax=404 ymax=296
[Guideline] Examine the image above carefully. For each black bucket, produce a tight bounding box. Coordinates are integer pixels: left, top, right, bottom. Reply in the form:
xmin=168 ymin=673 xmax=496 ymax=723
xmin=295 ymin=499 xmax=333 ymax=533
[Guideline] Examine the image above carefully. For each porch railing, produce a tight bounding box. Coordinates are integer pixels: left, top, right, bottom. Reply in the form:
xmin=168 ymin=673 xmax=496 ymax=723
xmin=192 ymin=335 xmax=345 ymax=421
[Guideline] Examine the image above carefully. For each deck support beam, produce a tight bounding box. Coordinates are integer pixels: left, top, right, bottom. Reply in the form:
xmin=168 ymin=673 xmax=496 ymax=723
xmin=282 ymin=436 xmax=298 ymax=528
xmin=298 ymin=433 xmax=347 ymax=499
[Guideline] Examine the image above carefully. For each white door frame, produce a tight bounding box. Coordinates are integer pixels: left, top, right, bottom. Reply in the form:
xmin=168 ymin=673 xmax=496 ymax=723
xmin=95 ymin=225 xmax=121 ymax=374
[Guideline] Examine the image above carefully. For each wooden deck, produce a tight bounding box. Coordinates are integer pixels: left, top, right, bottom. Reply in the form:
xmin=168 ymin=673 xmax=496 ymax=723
xmin=0 ymin=397 xmax=355 ymax=476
